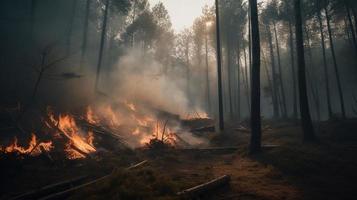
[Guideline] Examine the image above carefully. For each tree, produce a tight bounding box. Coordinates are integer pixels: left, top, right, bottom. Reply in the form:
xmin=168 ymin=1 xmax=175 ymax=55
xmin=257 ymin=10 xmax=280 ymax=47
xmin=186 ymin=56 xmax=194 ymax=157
xmin=94 ymin=0 xmax=131 ymax=91
xmin=65 ymin=0 xmax=77 ymax=56
xmin=95 ymin=0 xmax=110 ymax=91
xmin=315 ymin=0 xmax=333 ymax=119
xmin=294 ymin=0 xmax=316 ymax=142
xmin=215 ymin=0 xmax=224 ymax=131
xmin=152 ymin=2 xmax=174 ymax=73
xmin=249 ymin=0 xmax=262 ymax=154
xmin=261 ymin=6 xmax=279 ymax=119
xmin=80 ymin=0 xmax=91 ymax=70
xmin=324 ymin=0 xmax=346 ymax=119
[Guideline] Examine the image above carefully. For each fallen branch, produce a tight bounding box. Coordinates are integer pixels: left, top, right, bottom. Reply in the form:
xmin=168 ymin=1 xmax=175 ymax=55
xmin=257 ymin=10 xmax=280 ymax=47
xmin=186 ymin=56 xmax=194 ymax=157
xmin=125 ymin=160 xmax=148 ymax=170
xmin=39 ymin=173 xmax=111 ymax=200
xmin=9 ymin=175 xmax=88 ymax=200
xmin=191 ymin=126 xmax=215 ymax=132
xmin=180 ymin=147 xmax=239 ymax=151
xmin=39 ymin=160 xmax=149 ymax=200
xmin=177 ymin=175 xmax=231 ymax=198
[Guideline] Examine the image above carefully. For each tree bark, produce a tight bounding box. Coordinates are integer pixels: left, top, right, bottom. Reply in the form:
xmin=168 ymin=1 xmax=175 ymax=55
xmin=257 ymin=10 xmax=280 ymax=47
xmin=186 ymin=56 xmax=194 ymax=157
xmin=215 ymin=0 xmax=224 ymax=131
xmin=30 ymin=0 xmax=38 ymax=43
xmin=273 ymin=22 xmax=287 ymax=118
xmin=205 ymin=29 xmax=211 ymax=116
xmin=66 ymin=0 xmax=77 ymax=56
xmin=324 ymin=1 xmax=346 ymax=119
xmin=266 ymin=25 xmax=279 ymax=119
xmin=227 ymin=31 xmax=234 ymax=120
xmin=243 ymin=45 xmax=251 ymax=115
xmin=317 ymin=6 xmax=333 ymax=119
xmin=345 ymin=1 xmax=357 ymax=56
xmin=288 ymin=21 xmax=298 ymax=120
xmin=304 ymin=25 xmax=321 ymax=121
xmin=249 ymin=0 xmax=262 ymax=154
xmin=80 ymin=0 xmax=90 ymax=70
xmin=236 ymin=46 xmax=241 ymax=120
xmin=294 ymin=0 xmax=316 ymax=141
xmin=94 ymin=0 xmax=110 ymax=91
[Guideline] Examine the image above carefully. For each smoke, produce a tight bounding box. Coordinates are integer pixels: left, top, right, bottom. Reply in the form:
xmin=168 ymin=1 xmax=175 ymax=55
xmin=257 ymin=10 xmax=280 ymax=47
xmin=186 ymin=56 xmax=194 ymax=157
xmin=105 ymin=48 xmax=191 ymax=117
xmin=83 ymin=48 xmax=210 ymax=148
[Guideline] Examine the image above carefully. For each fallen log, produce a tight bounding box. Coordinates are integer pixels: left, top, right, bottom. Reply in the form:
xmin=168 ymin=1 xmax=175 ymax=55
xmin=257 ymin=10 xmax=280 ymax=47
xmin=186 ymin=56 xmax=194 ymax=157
xmin=235 ymin=125 xmax=272 ymax=133
xmin=39 ymin=160 xmax=149 ymax=200
xmin=39 ymin=173 xmax=112 ymax=200
xmin=177 ymin=175 xmax=231 ymax=198
xmin=180 ymin=147 xmax=239 ymax=151
xmin=262 ymin=144 xmax=280 ymax=149
xmin=191 ymin=126 xmax=215 ymax=132
xmin=9 ymin=175 xmax=88 ymax=200
xmin=126 ymin=160 xmax=148 ymax=170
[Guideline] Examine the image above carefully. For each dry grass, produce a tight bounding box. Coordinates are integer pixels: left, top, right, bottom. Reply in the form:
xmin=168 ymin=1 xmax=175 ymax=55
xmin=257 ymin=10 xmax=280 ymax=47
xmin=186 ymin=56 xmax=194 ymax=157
xmin=3 ymin=119 xmax=357 ymax=200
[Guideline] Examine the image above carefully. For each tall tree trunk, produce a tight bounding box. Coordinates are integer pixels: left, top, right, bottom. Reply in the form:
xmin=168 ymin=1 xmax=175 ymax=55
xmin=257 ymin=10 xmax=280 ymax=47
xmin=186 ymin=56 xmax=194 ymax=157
xmin=186 ymin=41 xmax=191 ymax=107
xmin=317 ymin=7 xmax=333 ymax=119
xmin=324 ymin=1 xmax=346 ymax=119
xmin=80 ymin=0 xmax=90 ymax=70
xmin=30 ymin=0 xmax=38 ymax=44
xmin=304 ymin=26 xmax=321 ymax=121
xmin=351 ymin=6 xmax=357 ymax=36
xmin=273 ymin=21 xmax=288 ymax=118
xmin=248 ymin=8 xmax=252 ymax=77
xmin=243 ymin=46 xmax=251 ymax=115
xmin=249 ymin=0 xmax=261 ymax=154
xmin=205 ymin=30 xmax=211 ymax=116
xmin=66 ymin=0 xmax=77 ymax=56
xmin=236 ymin=46 xmax=241 ymax=120
xmin=94 ymin=0 xmax=110 ymax=91
xmin=227 ymin=32 xmax=234 ymax=120
xmin=344 ymin=17 xmax=354 ymax=46
xmin=262 ymin=49 xmax=274 ymax=113
xmin=288 ymin=21 xmax=298 ymax=120
xmin=266 ymin=25 xmax=279 ymax=119
xmin=345 ymin=1 xmax=357 ymax=56
xmin=294 ymin=0 xmax=316 ymax=141
xmin=215 ymin=0 xmax=224 ymax=131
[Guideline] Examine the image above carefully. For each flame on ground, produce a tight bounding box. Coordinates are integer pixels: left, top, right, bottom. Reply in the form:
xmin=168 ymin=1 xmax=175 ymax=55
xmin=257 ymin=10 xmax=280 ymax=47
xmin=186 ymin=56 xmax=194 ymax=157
xmin=49 ymin=113 xmax=96 ymax=160
xmin=1 ymin=133 xmax=53 ymax=156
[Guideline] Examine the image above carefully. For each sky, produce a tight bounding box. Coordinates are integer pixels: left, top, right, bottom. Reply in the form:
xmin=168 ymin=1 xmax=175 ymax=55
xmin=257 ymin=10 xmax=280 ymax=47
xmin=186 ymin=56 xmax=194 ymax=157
xmin=149 ymin=0 xmax=215 ymax=32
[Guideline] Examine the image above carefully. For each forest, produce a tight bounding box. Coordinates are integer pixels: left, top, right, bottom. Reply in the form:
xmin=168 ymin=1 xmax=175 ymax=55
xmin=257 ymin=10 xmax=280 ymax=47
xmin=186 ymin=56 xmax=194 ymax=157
xmin=1 ymin=0 xmax=357 ymax=199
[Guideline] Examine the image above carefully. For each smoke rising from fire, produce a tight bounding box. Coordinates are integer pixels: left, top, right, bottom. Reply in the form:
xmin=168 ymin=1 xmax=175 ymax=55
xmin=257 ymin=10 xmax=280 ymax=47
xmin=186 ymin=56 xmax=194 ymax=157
xmin=105 ymin=48 xmax=191 ymax=117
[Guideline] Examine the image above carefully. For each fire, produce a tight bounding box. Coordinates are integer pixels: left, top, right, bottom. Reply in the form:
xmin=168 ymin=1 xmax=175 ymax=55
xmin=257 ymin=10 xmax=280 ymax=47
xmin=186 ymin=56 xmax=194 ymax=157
xmin=48 ymin=111 xmax=96 ymax=159
xmin=132 ymin=114 xmax=155 ymax=127
xmin=86 ymin=106 xmax=99 ymax=124
xmin=130 ymin=119 xmax=177 ymax=146
xmin=124 ymin=101 xmax=136 ymax=111
xmin=104 ymin=106 xmax=121 ymax=127
xmin=2 ymin=133 xmax=53 ymax=156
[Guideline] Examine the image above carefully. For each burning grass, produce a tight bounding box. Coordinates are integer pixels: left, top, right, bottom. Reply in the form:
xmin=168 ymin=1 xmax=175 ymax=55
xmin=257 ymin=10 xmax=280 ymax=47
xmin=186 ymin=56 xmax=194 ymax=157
xmin=0 ymin=100 xmax=209 ymax=160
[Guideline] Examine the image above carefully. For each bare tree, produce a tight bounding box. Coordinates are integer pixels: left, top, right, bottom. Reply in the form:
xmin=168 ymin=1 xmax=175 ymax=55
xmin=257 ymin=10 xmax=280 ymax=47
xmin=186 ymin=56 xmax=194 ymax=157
xmin=249 ymin=0 xmax=262 ymax=154
xmin=294 ymin=0 xmax=316 ymax=141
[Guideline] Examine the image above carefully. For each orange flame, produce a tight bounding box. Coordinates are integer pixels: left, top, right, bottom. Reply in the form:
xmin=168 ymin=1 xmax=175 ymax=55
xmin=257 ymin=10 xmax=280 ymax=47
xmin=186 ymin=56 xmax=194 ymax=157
xmin=86 ymin=106 xmax=99 ymax=124
xmin=49 ymin=112 xmax=96 ymax=159
xmin=3 ymin=133 xmax=53 ymax=156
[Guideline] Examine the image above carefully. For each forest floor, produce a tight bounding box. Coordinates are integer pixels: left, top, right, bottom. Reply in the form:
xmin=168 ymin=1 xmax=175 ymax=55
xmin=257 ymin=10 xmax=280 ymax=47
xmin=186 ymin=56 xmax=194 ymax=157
xmin=2 ymin=119 xmax=357 ymax=200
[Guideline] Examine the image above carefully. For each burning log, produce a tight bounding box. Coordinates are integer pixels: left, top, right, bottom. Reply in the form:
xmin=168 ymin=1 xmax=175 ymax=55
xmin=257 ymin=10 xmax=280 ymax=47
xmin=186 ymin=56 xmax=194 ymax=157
xmin=177 ymin=175 xmax=231 ymax=198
